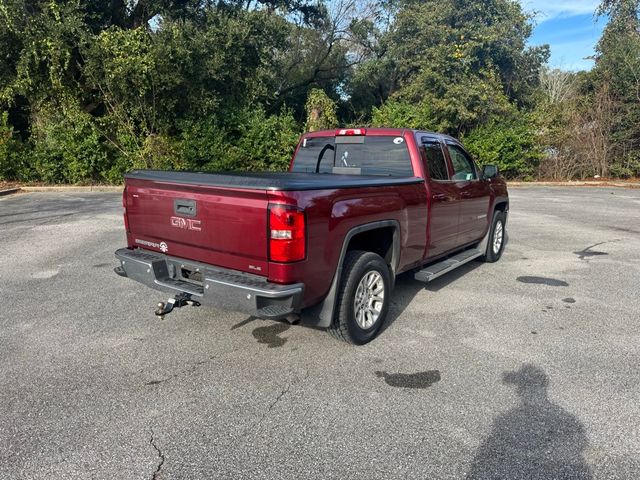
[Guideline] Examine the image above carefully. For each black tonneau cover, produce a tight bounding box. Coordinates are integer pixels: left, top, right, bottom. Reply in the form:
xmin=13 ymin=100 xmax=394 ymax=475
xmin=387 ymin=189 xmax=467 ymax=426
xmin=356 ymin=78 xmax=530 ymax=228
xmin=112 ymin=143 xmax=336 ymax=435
xmin=125 ymin=170 xmax=423 ymax=191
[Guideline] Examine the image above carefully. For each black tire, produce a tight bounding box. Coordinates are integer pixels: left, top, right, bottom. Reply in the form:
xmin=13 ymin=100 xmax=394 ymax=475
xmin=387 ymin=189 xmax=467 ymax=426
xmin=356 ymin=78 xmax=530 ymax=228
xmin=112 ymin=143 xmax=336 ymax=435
xmin=328 ymin=250 xmax=391 ymax=345
xmin=482 ymin=210 xmax=506 ymax=263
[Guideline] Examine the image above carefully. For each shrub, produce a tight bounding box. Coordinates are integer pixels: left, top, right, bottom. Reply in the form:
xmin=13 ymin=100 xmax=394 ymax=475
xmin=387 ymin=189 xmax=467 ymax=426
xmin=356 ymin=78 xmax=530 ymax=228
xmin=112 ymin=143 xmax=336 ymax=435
xmin=180 ymin=107 xmax=301 ymax=173
xmin=370 ymin=100 xmax=438 ymax=130
xmin=30 ymin=105 xmax=111 ymax=184
xmin=232 ymin=108 xmax=301 ymax=171
xmin=0 ymin=111 xmax=29 ymax=181
xmin=463 ymin=115 xmax=543 ymax=179
xmin=610 ymin=151 xmax=640 ymax=178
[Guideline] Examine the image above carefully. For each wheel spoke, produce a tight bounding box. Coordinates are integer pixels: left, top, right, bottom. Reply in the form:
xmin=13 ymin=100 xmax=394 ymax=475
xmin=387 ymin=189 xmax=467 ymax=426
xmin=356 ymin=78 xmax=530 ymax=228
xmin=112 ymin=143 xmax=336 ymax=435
xmin=353 ymin=270 xmax=386 ymax=330
xmin=493 ymin=221 xmax=504 ymax=254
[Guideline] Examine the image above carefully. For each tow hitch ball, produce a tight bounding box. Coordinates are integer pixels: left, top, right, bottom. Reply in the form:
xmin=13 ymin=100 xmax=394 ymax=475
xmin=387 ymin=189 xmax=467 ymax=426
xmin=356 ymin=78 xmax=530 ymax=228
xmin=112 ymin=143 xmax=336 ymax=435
xmin=155 ymin=293 xmax=200 ymax=319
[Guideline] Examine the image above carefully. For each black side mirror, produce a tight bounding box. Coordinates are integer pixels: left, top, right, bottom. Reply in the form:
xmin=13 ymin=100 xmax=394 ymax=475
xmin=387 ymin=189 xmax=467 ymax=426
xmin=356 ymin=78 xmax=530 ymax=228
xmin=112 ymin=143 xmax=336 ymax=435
xmin=482 ymin=164 xmax=499 ymax=179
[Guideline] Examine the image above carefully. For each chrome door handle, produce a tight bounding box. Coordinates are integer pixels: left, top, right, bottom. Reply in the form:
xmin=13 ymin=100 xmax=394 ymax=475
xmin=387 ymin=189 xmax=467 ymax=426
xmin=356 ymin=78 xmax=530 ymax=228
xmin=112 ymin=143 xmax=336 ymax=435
xmin=432 ymin=194 xmax=448 ymax=201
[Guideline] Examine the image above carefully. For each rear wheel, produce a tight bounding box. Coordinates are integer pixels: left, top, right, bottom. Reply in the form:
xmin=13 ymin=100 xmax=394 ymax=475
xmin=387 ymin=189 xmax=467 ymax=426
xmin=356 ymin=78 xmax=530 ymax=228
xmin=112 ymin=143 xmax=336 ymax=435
xmin=482 ymin=210 xmax=506 ymax=263
xmin=328 ymin=250 xmax=391 ymax=345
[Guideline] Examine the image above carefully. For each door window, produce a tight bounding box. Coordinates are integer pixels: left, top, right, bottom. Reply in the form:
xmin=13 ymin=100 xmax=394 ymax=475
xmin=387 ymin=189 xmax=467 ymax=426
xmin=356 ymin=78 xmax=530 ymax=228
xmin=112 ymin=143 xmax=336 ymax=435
xmin=447 ymin=144 xmax=477 ymax=181
xmin=423 ymin=142 xmax=449 ymax=181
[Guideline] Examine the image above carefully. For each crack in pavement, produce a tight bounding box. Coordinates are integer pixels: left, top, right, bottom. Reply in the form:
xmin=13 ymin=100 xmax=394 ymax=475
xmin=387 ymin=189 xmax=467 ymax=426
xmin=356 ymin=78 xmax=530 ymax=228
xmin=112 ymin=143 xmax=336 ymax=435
xmin=266 ymin=382 xmax=293 ymax=414
xmin=145 ymin=355 xmax=218 ymax=386
xmin=149 ymin=427 xmax=165 ymax=480
xmin=239 ymin=369 xmax=309 ymax=440
xmin=252 ymin=380 xmax=293 ymax=429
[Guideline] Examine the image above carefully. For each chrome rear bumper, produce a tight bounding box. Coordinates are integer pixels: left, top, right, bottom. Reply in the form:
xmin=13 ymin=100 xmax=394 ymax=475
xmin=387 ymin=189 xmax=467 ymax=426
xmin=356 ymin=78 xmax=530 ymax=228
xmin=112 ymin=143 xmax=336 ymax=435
xmin=114 ymin=248 xmax=304 ymax=320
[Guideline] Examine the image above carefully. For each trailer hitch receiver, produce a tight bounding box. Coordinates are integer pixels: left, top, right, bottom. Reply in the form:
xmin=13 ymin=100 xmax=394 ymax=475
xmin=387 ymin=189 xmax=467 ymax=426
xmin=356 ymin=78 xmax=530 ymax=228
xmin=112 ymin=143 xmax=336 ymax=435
xmin=154 ymin=292 xmax=200 ymax=319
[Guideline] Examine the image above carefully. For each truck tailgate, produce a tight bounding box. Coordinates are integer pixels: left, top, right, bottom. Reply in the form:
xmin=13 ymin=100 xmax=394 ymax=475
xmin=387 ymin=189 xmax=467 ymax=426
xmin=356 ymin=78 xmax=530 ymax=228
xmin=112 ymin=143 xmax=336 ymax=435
xmin=125 ymin=179 xmax=269 ymax=276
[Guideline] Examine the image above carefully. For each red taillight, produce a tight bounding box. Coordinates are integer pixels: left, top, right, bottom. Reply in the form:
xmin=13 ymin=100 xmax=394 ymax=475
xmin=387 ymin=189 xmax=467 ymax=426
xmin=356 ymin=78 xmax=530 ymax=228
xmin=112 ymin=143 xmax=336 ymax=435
xmin=122 ymin=187 xmax=129 ymax=232
xmin=269 ymin=204 xmax=305 ymax=262
xmin=336 ymin=128 xmax=366 ymax=136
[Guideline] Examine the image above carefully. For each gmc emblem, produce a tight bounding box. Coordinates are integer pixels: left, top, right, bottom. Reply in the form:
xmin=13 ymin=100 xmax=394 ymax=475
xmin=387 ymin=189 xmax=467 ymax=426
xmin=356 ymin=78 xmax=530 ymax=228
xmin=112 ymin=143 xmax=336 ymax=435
xmin=170 ymin=216 xmax=202 ymax=231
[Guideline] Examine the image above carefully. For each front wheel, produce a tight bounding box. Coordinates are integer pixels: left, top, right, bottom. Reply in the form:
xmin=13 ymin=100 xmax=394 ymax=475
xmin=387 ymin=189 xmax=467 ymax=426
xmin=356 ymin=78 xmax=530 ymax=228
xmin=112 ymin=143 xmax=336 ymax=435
xmin=328 ymin=250 xmax=391 ymax=345
xmin=482 ymin=210 xmax=506 ymax=263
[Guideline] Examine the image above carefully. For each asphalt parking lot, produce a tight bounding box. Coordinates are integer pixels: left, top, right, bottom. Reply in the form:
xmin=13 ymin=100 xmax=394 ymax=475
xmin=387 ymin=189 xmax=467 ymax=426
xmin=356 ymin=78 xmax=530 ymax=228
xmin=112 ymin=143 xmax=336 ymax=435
xmin=1 ymin=186 xmax=639 ymax=479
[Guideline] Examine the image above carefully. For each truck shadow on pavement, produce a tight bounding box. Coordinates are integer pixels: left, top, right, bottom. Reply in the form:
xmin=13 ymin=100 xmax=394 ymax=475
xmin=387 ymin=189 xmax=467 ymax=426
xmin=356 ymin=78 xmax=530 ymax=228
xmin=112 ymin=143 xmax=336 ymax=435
xmin=251 ymin=322 xmax=290 ymax=348
xmin=231 ymin=316 xmax=291 ymax=348
xmin=233 ymin=260 xmax=483 ymax=343
xmin=381 ymin=261 xmax=482 ymax=335
xmin=466 ymin=364 xmax=592 ymax=480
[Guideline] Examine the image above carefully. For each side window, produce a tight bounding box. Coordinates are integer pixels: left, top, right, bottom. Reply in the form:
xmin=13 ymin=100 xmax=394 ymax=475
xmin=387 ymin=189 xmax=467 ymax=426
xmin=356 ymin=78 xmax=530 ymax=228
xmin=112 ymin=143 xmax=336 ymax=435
xmin=447 ymin=144 xmax=477 ymax=181
xmin=423 ymin=142 xmax=449 ymax=181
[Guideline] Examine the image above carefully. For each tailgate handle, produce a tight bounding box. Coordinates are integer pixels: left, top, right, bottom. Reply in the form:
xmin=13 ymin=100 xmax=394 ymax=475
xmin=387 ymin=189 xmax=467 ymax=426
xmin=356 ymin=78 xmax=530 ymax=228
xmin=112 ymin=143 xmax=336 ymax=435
xmin=174 ymin=199 xmax=196 ymax=217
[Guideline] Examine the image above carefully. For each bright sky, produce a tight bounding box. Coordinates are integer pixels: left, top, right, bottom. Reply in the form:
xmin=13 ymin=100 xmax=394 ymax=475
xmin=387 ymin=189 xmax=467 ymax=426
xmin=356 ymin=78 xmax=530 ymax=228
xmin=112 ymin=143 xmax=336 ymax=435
xmin=521 ymin=0 xmax=607 ymax=71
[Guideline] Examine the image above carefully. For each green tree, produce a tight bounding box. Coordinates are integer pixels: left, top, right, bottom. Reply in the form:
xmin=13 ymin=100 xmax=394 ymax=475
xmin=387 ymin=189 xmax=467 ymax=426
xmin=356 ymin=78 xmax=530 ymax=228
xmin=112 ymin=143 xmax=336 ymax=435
xmin=592 ymin=0 xmax=640 ymax=177
xmin=304 ymin=88 xmax=338 ymax=131
xmin=0 ymin=0 xmax=566 ymax=183
xmin=348 ymin=0 xmax=548 ymax=133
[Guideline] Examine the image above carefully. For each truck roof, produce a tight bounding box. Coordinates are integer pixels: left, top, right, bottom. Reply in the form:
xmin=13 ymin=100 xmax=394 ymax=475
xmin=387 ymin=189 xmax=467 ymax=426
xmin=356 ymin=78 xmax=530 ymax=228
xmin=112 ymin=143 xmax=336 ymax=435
xmin=304 ymin=128 xmax=461 ymax=144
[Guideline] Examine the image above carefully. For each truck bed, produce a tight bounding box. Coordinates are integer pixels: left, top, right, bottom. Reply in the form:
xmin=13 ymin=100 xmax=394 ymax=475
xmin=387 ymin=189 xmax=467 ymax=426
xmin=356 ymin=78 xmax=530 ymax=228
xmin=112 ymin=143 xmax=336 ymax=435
xmin=122 ymin=168 xmax=426 ymax=291
xmin=125 ymin=170 xmax=423 ymax=191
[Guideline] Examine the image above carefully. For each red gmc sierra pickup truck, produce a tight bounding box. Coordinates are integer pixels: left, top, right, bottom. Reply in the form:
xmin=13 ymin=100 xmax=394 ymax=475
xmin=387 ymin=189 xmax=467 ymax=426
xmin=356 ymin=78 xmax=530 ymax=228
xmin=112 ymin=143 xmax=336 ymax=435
xmin=114 ymin=128 xmax=508 ymax=344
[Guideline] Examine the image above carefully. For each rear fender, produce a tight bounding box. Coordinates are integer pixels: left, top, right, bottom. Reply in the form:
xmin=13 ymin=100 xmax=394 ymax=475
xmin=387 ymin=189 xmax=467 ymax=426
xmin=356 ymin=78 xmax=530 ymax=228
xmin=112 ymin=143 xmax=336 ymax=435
xmin=301 ymin=220 xmax=400 ymax=328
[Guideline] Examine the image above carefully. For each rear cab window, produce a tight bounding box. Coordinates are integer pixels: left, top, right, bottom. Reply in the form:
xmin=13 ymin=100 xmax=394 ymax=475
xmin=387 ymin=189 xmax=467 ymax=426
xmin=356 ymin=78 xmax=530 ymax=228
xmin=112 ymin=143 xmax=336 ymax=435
xmin=291 ymin=134 xmax=415 ymax=177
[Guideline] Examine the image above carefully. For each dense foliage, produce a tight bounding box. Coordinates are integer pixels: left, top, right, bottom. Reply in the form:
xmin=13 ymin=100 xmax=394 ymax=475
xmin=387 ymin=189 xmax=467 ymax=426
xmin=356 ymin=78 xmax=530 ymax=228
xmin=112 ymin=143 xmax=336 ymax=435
xmin=463 ymin=113 xmax=543 ymax=180
xmin=0 ymin=0 xmax=638 ymax=183
xmin=591 ymin=0 xmax=640 ymax=177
